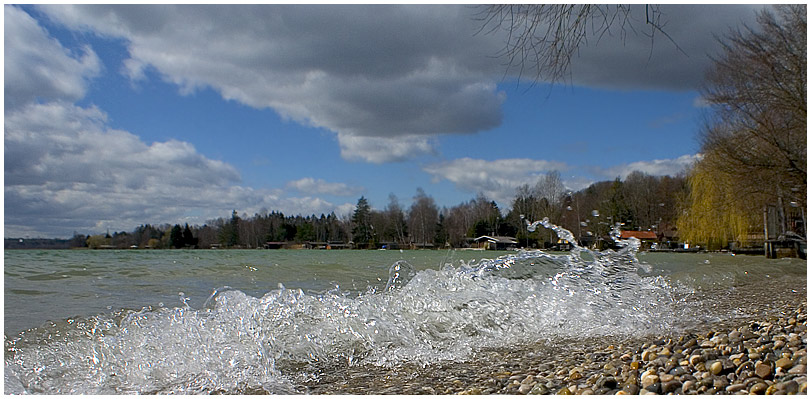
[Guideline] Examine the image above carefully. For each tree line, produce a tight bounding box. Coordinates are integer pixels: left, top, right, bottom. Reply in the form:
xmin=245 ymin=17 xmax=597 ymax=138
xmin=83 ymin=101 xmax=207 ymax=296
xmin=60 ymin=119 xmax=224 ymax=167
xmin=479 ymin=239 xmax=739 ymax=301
xmin=57 ymin=170 xmax=687 ymax=250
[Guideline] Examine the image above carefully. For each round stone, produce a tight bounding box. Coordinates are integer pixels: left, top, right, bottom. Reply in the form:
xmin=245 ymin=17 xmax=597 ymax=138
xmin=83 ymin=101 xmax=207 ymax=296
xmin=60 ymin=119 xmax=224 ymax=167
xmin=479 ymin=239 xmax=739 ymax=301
xmin=778 ymin=380 xmax=800 ymax=394
xmin=518 ymin=383 xmax=532 ymax=394
xmin=754 ymin=361 xmax=772 ymax=378
xmin=776 ymin=357 xmax=794 ymax=369
xmin=640 ymin=370 xmax=658 ymax=387
xmin=621 ymin=383 xmax=639 ymax=395
xmin=529 ymin=384 xmax=549 ymax=395
xmin=709 ymin=361 xmax=723 ymax=375
xmin=749 ymin=382 xmax=768 ymax=394
xmin=661 ymin=380 xmax=681 ymax=394
xmin=682 ymin=380 xmax=696 ymax=392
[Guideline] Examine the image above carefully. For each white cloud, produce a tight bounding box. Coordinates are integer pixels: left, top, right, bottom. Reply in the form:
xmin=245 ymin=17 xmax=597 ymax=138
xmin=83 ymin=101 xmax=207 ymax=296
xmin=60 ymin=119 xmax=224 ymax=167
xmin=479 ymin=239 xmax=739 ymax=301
xmin=423 ymin=154 xmax=701 ymax=207
xmin=31 ymin=4 xmax=761 ymax=164
xmin=337 ymin=134 xmax=437 ymax=163
xmin=3 ymin=7 xmax=361 ymax=237
xmin=37 ymin=4 xmax=507 ymax=163
xmin=591 ymin=154 xmax=701 ymax=180
xmin=286 ymin=177 xmax=363 ymax=197
xmin=692 ymin=96 xmax=712 ymax=108
xmin=4 ymin=5 xmax=100 ymax=110
xmin=423 ymin=157 xmax=569 ymax=205
xmin=4 ymin=102 xmax=356 ymax=237
xmin=560 ymin=175 xmax=597 ymax=193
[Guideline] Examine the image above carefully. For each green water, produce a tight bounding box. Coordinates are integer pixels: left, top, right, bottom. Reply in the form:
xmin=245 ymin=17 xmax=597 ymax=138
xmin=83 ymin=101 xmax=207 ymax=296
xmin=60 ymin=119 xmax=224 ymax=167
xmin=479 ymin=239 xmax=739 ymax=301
xmin=5 ymin=248 xmax=805 ymax=335
xmin=3 ymin=246 xmax=806 ymax=394
xmin=4 ymin=249 xmax=512 ymax=334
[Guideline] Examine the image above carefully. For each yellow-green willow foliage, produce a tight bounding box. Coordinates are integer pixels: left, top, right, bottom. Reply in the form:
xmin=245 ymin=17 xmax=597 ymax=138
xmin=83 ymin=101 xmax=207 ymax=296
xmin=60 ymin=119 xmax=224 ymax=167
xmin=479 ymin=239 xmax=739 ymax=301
xmin=677 ymin=159 xmax=761 ymax=250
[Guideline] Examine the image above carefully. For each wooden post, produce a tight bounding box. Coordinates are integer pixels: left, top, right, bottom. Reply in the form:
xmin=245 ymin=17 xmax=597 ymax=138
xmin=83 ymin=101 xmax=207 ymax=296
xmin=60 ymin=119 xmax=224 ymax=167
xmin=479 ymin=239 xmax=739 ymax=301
xmin=764 ymin=207 xmax=774 ymax=259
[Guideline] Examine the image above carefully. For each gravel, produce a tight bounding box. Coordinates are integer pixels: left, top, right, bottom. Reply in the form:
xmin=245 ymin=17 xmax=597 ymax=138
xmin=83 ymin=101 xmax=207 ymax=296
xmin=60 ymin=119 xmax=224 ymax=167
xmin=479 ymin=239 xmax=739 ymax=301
xmin=302 ymin=299 xmax=806 ymax=395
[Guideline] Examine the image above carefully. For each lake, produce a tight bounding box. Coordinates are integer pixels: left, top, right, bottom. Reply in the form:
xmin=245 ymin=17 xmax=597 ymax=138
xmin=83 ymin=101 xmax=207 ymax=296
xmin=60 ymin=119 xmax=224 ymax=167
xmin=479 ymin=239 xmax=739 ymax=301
xmin=4 ymin=237 xmax=806 ymax=394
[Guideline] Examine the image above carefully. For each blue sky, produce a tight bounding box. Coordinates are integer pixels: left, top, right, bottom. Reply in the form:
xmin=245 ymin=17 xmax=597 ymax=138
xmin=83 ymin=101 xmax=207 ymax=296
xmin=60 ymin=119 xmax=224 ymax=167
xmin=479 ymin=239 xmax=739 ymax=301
xmin=4 ymin=4 xmax=766 ymax=238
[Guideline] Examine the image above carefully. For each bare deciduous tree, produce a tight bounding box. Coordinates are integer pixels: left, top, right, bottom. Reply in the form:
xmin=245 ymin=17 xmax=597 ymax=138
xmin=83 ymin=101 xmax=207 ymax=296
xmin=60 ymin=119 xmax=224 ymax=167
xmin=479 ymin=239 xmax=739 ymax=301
xmin=700 ymin=4 xmax=806 ymax=204
xmin=475 ymin=4 xmax=676 ymax=83
xmin=408 ymin=188 xmax=439 ymax=247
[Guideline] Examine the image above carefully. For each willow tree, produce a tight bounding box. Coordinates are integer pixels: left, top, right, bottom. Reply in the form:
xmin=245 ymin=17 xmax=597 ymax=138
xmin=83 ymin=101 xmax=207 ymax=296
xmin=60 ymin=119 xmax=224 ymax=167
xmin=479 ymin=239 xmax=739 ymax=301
xmin=677 ymin=156 xmax=761 ymax=250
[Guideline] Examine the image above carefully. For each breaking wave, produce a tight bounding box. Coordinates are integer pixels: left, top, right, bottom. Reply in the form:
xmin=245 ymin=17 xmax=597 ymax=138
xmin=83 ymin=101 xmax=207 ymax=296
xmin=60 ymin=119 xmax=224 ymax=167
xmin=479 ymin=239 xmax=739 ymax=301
xmin=5 ymin=219 xmax=686 ymax=394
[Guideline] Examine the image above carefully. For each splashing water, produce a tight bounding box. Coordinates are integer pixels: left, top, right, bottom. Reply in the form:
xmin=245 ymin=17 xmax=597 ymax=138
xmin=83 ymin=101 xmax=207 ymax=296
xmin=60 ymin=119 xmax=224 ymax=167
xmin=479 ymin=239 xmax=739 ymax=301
xmin=5 ymin=220 xmax=686 ymax=394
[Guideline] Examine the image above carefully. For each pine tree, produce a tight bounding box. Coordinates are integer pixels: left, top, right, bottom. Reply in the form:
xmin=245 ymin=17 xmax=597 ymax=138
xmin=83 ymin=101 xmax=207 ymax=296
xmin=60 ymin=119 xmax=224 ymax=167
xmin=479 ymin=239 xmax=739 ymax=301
xmin=351 ymin=196 xmax=372 ymax=246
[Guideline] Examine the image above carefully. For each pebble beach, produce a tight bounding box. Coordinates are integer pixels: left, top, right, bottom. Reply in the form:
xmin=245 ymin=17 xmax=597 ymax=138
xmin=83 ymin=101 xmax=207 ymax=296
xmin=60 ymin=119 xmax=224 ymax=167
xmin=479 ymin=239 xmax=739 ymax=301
xmin=305 ymin=287 xmax=807 ymax=395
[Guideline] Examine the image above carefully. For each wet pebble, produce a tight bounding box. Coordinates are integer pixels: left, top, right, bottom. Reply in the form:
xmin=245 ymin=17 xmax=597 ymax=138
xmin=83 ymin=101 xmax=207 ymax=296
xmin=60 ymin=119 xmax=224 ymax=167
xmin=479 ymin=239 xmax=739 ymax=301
xmin=317 ymin=302 xmax=806 ymax=396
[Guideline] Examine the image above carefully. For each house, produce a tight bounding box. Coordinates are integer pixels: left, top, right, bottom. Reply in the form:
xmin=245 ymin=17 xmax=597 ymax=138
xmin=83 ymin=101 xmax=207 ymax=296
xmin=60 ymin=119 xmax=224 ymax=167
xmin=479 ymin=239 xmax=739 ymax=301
xmin=619 ymin=230 xmax=658 ymax=249
xmin=473 ymin=236 xmax=518 ymax=250
xmin=327 ymin=241 xmax=350 ymax=250
xmin=554 ymin=238 xmax=573 ymax=251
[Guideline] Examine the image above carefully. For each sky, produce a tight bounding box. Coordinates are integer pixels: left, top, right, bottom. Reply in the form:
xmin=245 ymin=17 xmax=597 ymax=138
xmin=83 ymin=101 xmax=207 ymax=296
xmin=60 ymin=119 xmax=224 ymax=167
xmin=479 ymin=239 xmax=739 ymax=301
xmin=4 ymin=3 xmax=769 ymax=238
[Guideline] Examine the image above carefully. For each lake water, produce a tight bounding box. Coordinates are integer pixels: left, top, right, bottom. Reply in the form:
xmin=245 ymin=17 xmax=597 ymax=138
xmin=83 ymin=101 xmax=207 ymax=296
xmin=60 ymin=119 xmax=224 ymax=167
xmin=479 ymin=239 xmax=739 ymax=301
xmin=4 ymin=226 xmax=807 ymax=394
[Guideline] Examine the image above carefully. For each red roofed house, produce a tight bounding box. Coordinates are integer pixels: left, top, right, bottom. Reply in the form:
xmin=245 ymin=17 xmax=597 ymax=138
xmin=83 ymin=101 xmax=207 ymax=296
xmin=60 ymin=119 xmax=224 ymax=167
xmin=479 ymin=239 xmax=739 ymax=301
xmin=619 ymin=230 xmax=658 ymax=249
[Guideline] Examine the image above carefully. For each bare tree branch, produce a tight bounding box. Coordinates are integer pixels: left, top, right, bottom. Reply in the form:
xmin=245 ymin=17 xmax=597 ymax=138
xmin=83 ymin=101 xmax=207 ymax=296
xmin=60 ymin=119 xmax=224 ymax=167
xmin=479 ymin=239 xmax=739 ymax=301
xmin=474 ymin=4 xmax=682 ymax=85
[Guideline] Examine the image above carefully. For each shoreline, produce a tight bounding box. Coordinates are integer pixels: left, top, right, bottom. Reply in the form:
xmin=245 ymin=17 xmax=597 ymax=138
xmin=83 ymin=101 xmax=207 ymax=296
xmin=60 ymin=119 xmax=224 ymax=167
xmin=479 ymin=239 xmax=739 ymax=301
xmin=303 ymin=299 xmax=807 ymax=395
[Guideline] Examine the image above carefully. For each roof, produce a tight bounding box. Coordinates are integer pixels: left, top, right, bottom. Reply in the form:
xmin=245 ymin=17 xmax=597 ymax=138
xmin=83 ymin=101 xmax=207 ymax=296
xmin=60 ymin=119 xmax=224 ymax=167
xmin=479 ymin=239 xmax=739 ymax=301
xmin=474 ymin=235 xmax=518 ymax=244
xmin=620 ymin=230 xmax=657 ymax=240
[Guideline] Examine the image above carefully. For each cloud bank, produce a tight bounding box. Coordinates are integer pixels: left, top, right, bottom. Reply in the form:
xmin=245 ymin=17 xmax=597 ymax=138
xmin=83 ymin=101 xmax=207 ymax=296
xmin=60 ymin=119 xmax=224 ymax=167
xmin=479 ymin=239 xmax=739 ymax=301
xmin=37 ymin=4 xmax=508 ymax=163
xmin=423 ymin=158 xmax=569 ymax=205
xmin=424 ymin=154 xmax=699 ymax=206
xmin=590 ymin=154 xmax=702 ymax=180
xmin=3 ymin=6 xmax=354 ymax=237
xmin=5 ymin=4 xmax=760 ymax=237
xmin=286 ymin=177 xmax=363 ymax=197
xmin=4 ymin=100 xmax=353 ymax=237
xmin=35 ymin=4 xmax=760 ymax=163
xmin=4 ymin=6 xmax=100 ymax=110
